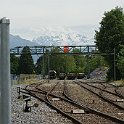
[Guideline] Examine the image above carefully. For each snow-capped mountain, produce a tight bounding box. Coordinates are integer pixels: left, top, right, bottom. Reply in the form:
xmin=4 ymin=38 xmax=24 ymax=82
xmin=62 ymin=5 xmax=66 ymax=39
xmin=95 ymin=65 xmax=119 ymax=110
xmin=32 ymin=30 xmax=95 ymax=46
xmin=10 ymin=28 xmax=95 ymax=49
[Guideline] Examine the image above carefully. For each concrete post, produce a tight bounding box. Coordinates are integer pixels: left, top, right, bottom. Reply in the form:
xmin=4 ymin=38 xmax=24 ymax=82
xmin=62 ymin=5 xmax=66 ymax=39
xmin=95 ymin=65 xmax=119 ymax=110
xmin=0 ymin=17 xmax=11 ymax=124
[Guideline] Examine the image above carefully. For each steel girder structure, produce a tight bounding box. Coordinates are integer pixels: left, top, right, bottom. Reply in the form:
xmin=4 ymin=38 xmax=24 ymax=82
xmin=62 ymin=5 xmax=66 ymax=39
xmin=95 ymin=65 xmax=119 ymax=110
xmin=10 ymin=45 xmax=98 ymax=55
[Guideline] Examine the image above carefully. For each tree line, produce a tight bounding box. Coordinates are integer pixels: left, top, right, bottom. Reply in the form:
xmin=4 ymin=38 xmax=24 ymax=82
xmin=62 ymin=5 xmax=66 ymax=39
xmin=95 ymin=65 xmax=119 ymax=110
xmin=10 ymin=46 xmax=106 ymax=76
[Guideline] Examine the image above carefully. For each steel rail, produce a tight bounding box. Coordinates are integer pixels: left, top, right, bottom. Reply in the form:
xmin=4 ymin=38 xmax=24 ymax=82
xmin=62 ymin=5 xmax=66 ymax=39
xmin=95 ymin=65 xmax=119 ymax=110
xmin=77 ymin=81 xmax=124 ymax=110
xmin=24 ymin=82 xmax=83 ymax=124
xmin=86 ymin=83 xmax=123 ymax=98
xmin=21 ymin=81 xmax=124 ymax=124
xmin=41 ymin=81 xmax=83 ymax=124
xmin=74 ymin=81 xmax=124 ymax=124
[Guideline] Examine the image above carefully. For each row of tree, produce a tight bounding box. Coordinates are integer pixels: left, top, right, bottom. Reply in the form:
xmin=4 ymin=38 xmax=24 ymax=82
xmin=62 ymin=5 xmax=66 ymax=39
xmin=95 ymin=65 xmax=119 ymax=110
xmin=35 ymin=47 xmax=106 ymax=76
xmin=10 ymin=46 xmax=106 ymax=76
xmin=10 ymin=46 xmax=35 ymax=75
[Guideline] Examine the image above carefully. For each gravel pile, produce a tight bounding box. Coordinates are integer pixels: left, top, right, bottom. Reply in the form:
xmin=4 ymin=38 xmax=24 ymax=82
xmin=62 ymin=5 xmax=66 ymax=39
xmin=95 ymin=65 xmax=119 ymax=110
xmin=11 ymin=84 xmax=73 ymax=124
xmin=90 ymin=66 xmax=108 ymax=81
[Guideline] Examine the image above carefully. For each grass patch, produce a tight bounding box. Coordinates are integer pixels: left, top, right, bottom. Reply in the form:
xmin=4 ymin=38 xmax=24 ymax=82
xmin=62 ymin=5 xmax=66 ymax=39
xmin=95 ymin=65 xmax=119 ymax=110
xmin=11 ymin=79 xmax=39 ymax=85
xmin=113 ymin=80 xmax=124 ymax=86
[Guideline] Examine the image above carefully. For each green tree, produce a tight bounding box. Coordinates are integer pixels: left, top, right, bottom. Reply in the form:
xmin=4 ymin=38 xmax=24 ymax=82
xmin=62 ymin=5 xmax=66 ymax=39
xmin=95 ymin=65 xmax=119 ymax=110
xmin=49 ymin=47 xmax=76 ymax=74
xmin=35 ymin=55 xmax=43 ymax=74
xmin=36 ymin=47 xmax=77 ymax=76
xmin=10 ymin=54 xmax=19 ymax=74
xmin=35 ymin=47 xmax=107 ymax=77
xmin=35 ymin=48 xmax=65 ymax=75
xmin=65 ymin=55 xmax=76 ymax=73
xmin=72 ymin=48 xmax=86 ymax=73
xmin=49 ymin=47 xmax=63 ymax=74
xmin=18 ymin=46 xmax=35 ymax=74
xmin=89 ymin=55 xmax=107 ymax=72
xmin=95 ymin=7 xmax=124 ymax=80
xmin=73 ymin=55 xmax=87 ymax=73
xmin=35 ymin=50 xmax=50 ymax=77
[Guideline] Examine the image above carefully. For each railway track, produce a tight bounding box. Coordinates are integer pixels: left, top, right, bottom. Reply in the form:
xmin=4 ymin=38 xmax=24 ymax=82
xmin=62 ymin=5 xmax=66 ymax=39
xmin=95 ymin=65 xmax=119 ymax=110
xmin=86 ymin=82 xmax=122 ymax=97
xmin=45 ymin=81 xmax=116 ymax=124
xmin=22 ymin=81 xmax=83 ymax=124
xmin=115 ymin=85 xmax=124 ymax=98
xmin=19 ymin=80 xmax=124 ymax=124
xmin=87 ymin=82 xmax=124 ymax=105
xmin=74 ymin=81 xmax=124 ymax=120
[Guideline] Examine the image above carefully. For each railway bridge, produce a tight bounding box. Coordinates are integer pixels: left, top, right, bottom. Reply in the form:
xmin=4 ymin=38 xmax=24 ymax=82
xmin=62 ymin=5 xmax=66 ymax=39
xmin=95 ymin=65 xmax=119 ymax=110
xmin=10 ymin=45 xmax=98 ymax=55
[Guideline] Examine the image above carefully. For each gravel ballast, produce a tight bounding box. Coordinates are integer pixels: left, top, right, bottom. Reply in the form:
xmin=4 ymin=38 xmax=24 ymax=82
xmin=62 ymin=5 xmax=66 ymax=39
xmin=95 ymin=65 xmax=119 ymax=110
xmin=11 ymin=84 xmax=73 ymax=124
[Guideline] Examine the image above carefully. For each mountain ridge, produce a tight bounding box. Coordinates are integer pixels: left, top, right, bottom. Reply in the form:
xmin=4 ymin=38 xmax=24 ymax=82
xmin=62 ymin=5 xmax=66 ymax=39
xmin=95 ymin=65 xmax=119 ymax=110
xmin=10 ymin=34 xmax=38 ymax=48
xmin=10 ymin=32 xmax=95 ymax=48
xmin=32 ymin=31 xmax=95 ymax=46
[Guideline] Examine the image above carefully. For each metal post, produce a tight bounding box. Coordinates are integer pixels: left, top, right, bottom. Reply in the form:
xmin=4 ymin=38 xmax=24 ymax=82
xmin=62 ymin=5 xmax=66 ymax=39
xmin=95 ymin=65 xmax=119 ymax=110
xmin=65 ymin=55 xmax=67 ymax=74
xmin=114 ymin=48 xmax=116 ymax=81
xmin=42 ymin=47 xmax=45 ymax=79
xmin=87 ymin=46 xmax=90 ymax=79
xmin=0 ymin=17 xmax=11 ymax=124
xmin=48 ymin=52 xmax=50 ymax=82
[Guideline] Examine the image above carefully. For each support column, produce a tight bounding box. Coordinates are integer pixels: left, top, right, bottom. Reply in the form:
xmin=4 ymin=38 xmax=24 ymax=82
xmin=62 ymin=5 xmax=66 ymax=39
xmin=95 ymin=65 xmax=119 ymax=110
xmin=0 ymin=17 xmax=11 ymax=124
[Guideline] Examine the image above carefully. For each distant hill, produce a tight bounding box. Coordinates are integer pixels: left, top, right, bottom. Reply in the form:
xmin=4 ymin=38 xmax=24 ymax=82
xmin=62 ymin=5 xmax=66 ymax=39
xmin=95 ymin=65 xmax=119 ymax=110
xmin=10 ymin=34 xmax=38 ymax=48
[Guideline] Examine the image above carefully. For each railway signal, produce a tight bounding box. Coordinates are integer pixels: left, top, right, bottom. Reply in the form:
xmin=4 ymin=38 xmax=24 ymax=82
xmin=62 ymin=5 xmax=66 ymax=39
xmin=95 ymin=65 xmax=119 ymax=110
xmin=64 ymin=46 xmax=69 ymax=53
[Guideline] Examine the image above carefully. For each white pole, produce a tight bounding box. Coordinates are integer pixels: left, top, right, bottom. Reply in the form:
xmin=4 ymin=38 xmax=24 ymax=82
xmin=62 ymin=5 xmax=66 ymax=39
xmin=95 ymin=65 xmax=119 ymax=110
xmin=0 ymin=17 xmax=11 ymax=124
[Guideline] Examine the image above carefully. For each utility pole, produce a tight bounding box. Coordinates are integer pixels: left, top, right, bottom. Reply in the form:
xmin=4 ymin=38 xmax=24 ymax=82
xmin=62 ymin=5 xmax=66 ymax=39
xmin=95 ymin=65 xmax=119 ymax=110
xmin=42 ymin=47 xmax=45 ymax=79
xmin=87 ymin=46 xmax=90 ymax=79
xmin=0 ymin=17 xmax=11 ymax=124
xmin=48 ymin=52 xmax=50 ymax=82
xmin=114 ymin=48 xmax=116 ymax=81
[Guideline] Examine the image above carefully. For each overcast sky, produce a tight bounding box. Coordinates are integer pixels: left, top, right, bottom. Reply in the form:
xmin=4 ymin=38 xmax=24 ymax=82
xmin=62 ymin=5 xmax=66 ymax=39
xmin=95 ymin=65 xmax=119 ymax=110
xmin=0 ymin=0 xmax=124 ymax=40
